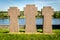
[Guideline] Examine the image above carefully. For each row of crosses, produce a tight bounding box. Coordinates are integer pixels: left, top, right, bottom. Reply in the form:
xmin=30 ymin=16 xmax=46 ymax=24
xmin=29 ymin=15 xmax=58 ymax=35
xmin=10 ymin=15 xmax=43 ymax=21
xmin=8 ymin=5 xmax=54 ymax=33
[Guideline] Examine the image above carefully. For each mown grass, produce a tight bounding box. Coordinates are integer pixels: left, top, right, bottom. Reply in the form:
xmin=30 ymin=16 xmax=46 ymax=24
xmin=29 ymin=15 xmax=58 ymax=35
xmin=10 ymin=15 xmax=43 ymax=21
xmin=0 ymin=33 xmax=60 ymax=40
xmin=0 ymin=28 xmax=9 ymax=33
xmin=0 ymin=28 xmax=60 ymax=40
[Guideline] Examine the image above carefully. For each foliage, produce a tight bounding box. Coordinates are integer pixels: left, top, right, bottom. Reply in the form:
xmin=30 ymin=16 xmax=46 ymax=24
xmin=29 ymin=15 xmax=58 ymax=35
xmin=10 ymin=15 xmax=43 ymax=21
xmin=0 ymin=11 xmax=8 ymax=19
xmin=53 ymin=11 xmax=60 ymax=18
xmin=0 ymin=11 xmax=60 ymax=18
xmin=36 ymin=11 xmax=43 ymax=18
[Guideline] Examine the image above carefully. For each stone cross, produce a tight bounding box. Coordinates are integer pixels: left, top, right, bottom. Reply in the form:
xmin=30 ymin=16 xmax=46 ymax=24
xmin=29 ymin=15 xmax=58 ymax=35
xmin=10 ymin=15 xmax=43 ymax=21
xmin=42 ymin=7 xmax=54 ymax=33
xmin=24 ymin=5 xmax=38 ymax=33
xmin=8 ymin=7 xmax=20 ymax=32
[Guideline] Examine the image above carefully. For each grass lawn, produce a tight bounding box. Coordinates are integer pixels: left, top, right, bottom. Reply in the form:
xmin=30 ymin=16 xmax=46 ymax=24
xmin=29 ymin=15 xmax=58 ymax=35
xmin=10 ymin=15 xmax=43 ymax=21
xmin=0 ymin=28 xmax=60 ymax=40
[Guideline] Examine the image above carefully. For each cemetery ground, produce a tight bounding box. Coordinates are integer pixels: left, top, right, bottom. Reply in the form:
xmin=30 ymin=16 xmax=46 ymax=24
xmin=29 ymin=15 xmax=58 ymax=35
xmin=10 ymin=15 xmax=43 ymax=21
xmin=0 ymin=12 xmax=60 ymax=40
xmin=0 ymin=28 xmax=60 ymax=40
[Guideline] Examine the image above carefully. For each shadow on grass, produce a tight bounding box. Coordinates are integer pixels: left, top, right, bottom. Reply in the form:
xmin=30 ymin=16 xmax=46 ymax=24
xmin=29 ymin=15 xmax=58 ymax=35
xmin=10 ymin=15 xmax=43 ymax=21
xmin=19 ymin=29 xmax=43 ymax=33
xmin=37 ymin=31 xmax=43 ymax=33
xmin=19 ymin=29 xmax=25 ymax=33
xmin=0 ymin=28 xmax=60 ymax=34
xmin=0 ymin=28 xmax=9 ymax=33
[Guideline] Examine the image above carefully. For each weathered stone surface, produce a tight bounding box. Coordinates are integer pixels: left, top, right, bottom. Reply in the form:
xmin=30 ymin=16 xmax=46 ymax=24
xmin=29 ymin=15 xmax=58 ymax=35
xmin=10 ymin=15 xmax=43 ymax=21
xmin=8 ymin=7 xmax=20 ymax=32
xmin=24 ymin=5 xmax=38 ymax=33
xmin=42 ymin=6 xmax=54 ymax=33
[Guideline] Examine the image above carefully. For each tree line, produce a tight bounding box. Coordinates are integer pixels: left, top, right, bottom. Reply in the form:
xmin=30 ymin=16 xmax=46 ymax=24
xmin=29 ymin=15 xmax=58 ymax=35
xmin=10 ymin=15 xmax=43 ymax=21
xmin=0 ymin=11 xmax=60 ymax=19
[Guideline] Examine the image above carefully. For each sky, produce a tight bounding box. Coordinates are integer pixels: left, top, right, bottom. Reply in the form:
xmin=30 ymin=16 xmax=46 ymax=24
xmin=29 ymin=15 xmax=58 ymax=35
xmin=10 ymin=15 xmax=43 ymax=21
xmin=0 ymin=0 xmax=60 ymax=11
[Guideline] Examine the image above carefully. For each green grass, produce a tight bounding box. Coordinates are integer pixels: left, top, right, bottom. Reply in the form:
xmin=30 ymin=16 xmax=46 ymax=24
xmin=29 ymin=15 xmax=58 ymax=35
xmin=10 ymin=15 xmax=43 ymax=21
xmin=0 ymin=28 xmax=60 ymax=33
xmin=0 ymin=33 xmax=60 ymax=40
xmin=53 ymin=29 xmax=60 ymax=33
xmin=0 ymin=28 xmax=60 ymax=40
xmin=0 ymin=28 xmax=9 ymax=33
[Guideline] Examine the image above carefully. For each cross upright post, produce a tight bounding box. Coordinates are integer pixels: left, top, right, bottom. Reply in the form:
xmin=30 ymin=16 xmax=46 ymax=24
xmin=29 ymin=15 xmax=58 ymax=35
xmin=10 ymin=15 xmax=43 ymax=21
xmin=8 ymin=7 xmax=20 ymax=32
xmin=42 ymin=6 xmax=54 ymax=33
xmin=24 ymin=5 xmax=38 ymax=33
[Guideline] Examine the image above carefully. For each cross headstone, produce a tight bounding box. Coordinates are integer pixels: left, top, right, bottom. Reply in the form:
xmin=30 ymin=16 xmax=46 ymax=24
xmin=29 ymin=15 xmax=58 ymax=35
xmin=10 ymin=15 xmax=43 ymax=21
xmin=42 ymin=6 xmax=54 ymax=33
xmin=8 ymin=7 xmax=20 ymax=32
xmin=24 ymin=5 xmax=38 ymax=33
